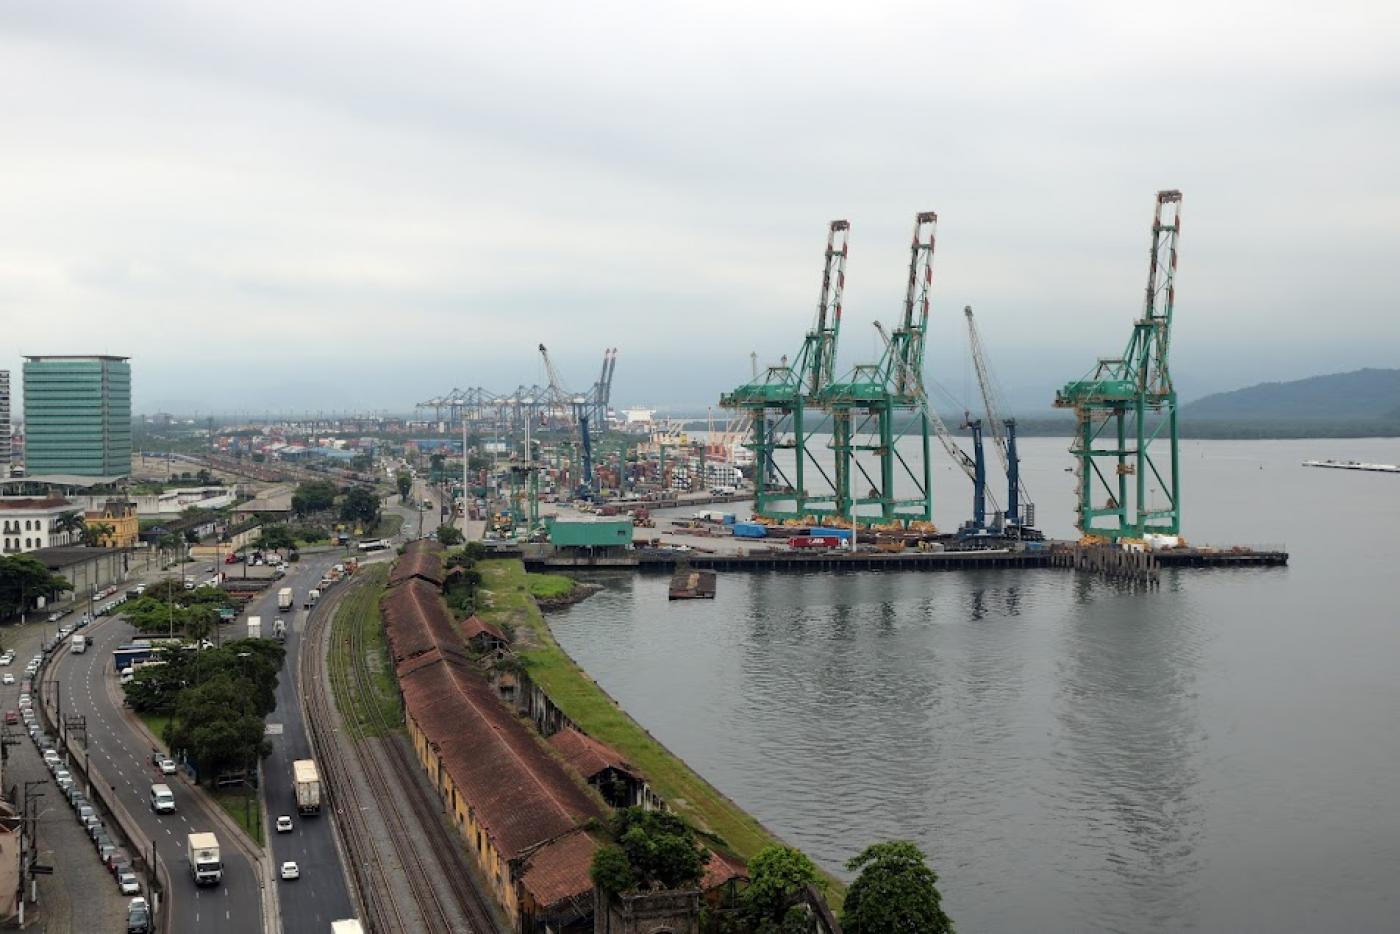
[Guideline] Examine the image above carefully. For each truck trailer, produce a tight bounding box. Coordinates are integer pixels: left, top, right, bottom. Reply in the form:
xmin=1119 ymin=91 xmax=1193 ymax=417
xmin=277 ymin=587 xmax=294 ymax=612
xmin=186 ymin=832 xmax=222 ymax=885
xmin=303 ymin=588 xmax=320 ymax=609
xmin=292 ymin=759 xmax=321 ymax=815
xmin=247 ymin=616 xmax=262 ymax=640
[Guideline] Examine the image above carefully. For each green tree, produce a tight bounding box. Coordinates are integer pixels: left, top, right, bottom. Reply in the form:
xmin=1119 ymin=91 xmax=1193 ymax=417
xmin=54 ymin=511 xmax=87 ymax=540
xmin=396 ymin=472 xmax=413 ymax=502
xmin=79 ymin=521 xmax=116 ymax=547
xmin=256 ymin=525 xmax=296 ymax=552
xmin=292 ymin=479 xmax=338 ymax=517
xmin=0 ymin=555 xmax=73 ymax=619
xmin=165 ymin=672 xmax=267 ymax=777
xmin=611 ymin=807 xmax=706 ymax=891
xmin=743 ymin=845 xmax=822 ymax=930
xmin=590 ymin=845 xmax=636 ymax=897
xmin=436 ymin=524 xmax=463 ymax=546
xmin=841 ymin=841 xmax=953 ymax=934
xmin=340 ymin=486 xmax=381 ymax=526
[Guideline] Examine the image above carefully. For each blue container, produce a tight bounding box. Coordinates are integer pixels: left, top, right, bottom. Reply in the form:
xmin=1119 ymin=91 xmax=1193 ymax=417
xmin=733 ymin=522 xmax=767 ymax=539
xmin=722 ymin=514 xmax=736 ymax=525
xmin=816 ymin=527 xmax=854 ymax=541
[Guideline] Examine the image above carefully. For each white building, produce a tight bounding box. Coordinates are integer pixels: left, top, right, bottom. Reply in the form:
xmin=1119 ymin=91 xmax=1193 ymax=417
xmin=0 ymin=497 xmax=77 ymax=555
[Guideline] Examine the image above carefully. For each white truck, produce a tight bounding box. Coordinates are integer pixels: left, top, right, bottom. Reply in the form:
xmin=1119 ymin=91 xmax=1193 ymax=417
xmin=71 ymin=635 xmax=87 ymax=654
xmin=247 ymin=616 xmax=262 ymax=640
xmin=277 ymin=587 xmax=294 ymax=612
xmin=186 ymin=831 xmax=222 ymax=885
xmin=293 ymin=759 xmax=321 ymax=815
xmin=272 ymin=618 xmax=287 ymax=642
xmin=303 ymin=588 xmax=320 ymax=609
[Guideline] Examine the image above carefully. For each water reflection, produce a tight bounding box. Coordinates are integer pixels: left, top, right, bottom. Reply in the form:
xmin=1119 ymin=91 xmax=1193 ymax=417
xmin=1051 ymin=588 xmax=1206 ymax=933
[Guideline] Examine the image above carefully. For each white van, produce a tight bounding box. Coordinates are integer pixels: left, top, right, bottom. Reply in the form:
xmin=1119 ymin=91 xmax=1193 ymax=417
xmin=150 ymin=783 xmax=176 ymax=813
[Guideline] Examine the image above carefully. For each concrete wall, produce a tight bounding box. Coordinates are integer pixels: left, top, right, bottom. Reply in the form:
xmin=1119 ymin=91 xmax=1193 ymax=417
xmin=55 ymin=550 xmax=129 ymax=598
xmin=0 ymin=827 xmax=18 ymax=922
xmin=69 ymin=488 xmax=235 ymax=517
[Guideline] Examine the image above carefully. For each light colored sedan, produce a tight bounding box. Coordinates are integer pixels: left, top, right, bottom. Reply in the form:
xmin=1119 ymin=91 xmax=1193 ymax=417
xmin=275 ymin=815 xmax=293 ymax=833
xmin=1 ymin=674 xmax=13 ymax=685
xmin=280 ymin=861 xmax=299 ymax=881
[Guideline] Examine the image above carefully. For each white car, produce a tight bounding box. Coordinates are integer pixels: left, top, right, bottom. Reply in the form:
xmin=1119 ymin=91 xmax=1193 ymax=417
xmin=159 ymin=758 xmax=177 ymax=775
xmin=275 ymin=815 xmax=293 ymax=833
xmin=1 ymin=674 xmax=13 ymax=685
xmin=117 ymin=870 xmax=141 ymax=895
xmin=280 ymin=861 xmax=299 ymax=880
xmin=0 ymin=656 xmax=11 ymax=667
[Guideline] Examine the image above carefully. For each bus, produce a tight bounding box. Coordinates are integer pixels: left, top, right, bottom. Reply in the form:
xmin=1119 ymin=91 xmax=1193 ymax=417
xmin=356 ymin=539 xmax=389 ymax=553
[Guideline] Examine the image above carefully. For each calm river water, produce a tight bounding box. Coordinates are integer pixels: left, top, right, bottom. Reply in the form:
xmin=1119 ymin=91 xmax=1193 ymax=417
xmin=551 ymin=437 xmax=1400 ymax=933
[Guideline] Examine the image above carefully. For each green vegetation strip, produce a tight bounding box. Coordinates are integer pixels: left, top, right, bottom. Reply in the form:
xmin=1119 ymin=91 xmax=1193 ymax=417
xmin=478 ymin=558 xmax=843 ymax=901
xmin=327 ymin=565 xmax=403 ymax=738
xmin=525 ymin=572 xmax=576 ymax=600
xmin=369 ymin=512 xmax=404 ymax=539
xmin=140 ymin=712 xmax=173 ymax=749
xmin=212 ymin=787 xmax=265 ymax=846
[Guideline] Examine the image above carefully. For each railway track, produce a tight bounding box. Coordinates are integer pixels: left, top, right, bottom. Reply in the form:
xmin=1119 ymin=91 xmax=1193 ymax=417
xmin=302 ymin=572 xmax=500 ymax=934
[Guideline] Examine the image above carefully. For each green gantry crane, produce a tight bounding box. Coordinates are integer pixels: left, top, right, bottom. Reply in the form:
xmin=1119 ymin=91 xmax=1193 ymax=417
xmin=720 ymin=219 xmax=849 ymax=520
xmin=816 ymin=211 xmax=938 ymax=525
xmin=1055 ymin=190 xmax=1183 ymax=541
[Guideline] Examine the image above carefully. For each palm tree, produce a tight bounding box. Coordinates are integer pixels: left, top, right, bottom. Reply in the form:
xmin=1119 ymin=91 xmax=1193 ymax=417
xmin=54 ymin=511 xmax=86 ymax=545
xmin=80 ymin=522 xmax=116 ymax=548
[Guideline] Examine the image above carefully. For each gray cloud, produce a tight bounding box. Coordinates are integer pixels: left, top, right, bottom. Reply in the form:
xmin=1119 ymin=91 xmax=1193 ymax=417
xmin=2 ymin=0 xmax=1397 ymax=415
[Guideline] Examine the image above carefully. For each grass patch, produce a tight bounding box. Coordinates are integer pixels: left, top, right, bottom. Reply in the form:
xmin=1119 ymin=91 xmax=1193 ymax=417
xmin=477 ymin=558 xmax=844 ymax=903
xmin=211 ymin=786 xmax=265 ymax=847
xmin=526 ymin=573 xmax=576 ymax=600
xmin=139 ymin=712 xmax=173 ymax=749
xmin=368 ymin=513 xmax=404 ymax=539
xmin=328 ymin=565 xmax=402 ymax=738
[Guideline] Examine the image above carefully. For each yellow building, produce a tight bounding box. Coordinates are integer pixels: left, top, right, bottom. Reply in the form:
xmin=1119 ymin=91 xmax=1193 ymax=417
xmin=84 ymin=499 xmax=139 ymax=548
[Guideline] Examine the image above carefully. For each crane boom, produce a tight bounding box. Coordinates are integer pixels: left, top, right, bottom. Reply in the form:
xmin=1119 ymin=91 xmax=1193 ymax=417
xmin=964 ymin=306 xmax=1009 ymax=473
xmin=874 ymin=321 xmax=977 ymax=483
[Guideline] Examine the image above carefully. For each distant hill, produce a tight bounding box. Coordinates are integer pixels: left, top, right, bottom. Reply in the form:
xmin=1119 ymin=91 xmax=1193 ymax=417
xmin=1182 ymin=368 xmax=1400 ymax=422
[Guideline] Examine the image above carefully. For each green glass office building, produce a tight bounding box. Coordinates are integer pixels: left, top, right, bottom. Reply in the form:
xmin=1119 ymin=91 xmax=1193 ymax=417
xmin=22 ymin=355 xmax=132 ymax=479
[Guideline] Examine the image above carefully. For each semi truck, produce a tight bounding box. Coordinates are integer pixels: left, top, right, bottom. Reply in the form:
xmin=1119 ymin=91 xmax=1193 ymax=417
xmin=186 ymin=832 xmax=222 ymax=885
xmin=272 ymin=618 xmax=287 ymax=642
xmin=292 ymin=759 xmax=321 ymax=815
xmin=277 ymin=587 xmax=294 ymax=612
xmin=247 ymin=616 xmax=262 ymax=640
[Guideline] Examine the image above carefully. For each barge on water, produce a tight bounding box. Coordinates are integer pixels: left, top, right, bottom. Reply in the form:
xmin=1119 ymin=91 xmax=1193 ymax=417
xmin=1302 ymin=459 xmax=1400 ymax=474
xmin=669 ymin=569 xmax=717 ymax=600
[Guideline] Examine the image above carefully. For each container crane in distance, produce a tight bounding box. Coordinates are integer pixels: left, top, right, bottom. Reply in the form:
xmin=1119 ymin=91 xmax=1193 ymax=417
xmin=964 ymin=305 xmax=1041 ymax=540
xmin=1054 ymin=190 xmax=1182 ymax=542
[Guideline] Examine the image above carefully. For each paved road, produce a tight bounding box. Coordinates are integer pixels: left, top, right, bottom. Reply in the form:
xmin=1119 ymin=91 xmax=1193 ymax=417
xmin=251 ymin=552 xmax=357 ymax=932
xmin=56 ymin=618 xmax=264 ymax=934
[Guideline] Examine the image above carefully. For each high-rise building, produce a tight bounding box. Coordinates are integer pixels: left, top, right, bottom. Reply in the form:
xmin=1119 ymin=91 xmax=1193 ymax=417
xmin=22 ymin=355 xmax=132 ymax=480
xmin=0 ymin=369 xmax=11 ymax=477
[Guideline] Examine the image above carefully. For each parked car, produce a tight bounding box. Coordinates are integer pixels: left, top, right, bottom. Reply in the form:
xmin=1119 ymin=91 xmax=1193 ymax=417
xmin=117 ymin=869 xmax=141 ymax=896
xmin=126 ymin=896 xmax=151 ymax=934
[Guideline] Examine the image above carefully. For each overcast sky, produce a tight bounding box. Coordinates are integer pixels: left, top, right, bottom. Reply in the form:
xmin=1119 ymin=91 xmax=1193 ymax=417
xmin=2 ymin=0 xmax=1397 ymax=417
